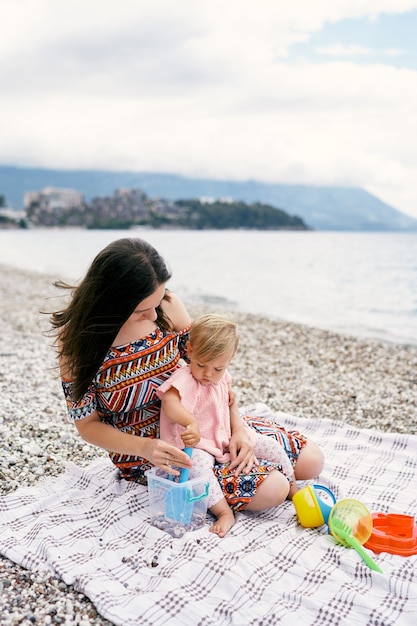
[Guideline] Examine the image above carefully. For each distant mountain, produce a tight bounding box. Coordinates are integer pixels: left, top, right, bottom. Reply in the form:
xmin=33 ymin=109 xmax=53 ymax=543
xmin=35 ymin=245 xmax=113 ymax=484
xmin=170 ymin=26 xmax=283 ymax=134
xmin=1 ymin=164 xmax=416 ymax=231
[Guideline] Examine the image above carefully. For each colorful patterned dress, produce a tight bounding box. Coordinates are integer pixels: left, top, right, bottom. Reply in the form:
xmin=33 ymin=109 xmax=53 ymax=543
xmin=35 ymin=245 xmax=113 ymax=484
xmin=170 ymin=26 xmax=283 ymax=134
xmin=62 ymin=325 xmax=191 ymax=483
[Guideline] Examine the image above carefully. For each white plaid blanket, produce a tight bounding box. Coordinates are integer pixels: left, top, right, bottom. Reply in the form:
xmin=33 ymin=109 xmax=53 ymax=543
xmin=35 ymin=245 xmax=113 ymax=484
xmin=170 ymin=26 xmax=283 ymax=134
xmin=1 ymin=405 xmax=417 ymax=626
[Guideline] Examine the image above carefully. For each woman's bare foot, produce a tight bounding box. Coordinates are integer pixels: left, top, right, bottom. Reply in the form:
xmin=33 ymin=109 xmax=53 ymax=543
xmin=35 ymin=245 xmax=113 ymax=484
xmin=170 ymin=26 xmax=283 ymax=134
xmin=209 ymin=498 xmax=235 ymax=537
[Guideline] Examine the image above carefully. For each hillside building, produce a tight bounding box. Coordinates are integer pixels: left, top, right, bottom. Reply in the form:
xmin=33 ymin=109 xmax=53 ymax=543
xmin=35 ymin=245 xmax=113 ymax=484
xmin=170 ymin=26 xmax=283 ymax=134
xmin=24 ymin=187 xmax=84 ymax=211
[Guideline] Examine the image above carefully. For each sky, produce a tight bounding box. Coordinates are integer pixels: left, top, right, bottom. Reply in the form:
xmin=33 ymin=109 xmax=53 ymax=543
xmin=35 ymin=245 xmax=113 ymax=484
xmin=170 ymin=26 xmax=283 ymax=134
xmin=1 ymin=0 xmax=417 ymax=218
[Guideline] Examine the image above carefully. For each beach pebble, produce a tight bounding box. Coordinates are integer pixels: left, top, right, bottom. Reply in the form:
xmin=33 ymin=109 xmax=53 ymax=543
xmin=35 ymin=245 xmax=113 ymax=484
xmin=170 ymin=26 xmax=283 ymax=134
xmin=59 ymin=433 xmax=72 ymax=444
xmin=22 ymin=443 xmax=43 ymax=456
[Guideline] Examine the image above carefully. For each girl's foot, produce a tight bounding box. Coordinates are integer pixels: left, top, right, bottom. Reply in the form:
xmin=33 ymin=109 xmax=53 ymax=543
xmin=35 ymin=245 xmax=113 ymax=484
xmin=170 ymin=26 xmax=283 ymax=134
xmin=209 ymin=508 xmax=235 ymax=538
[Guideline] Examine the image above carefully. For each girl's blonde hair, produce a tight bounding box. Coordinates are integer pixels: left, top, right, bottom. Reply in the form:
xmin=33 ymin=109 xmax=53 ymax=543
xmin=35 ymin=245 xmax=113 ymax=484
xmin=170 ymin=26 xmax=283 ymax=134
xmin=189 ymin=313 xmax=239 ymax=361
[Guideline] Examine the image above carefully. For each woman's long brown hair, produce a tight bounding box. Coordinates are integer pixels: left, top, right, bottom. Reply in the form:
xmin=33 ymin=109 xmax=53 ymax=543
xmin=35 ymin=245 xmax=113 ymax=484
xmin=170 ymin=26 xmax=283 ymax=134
xmin=50 ymin=238 xmax=172 ymax=401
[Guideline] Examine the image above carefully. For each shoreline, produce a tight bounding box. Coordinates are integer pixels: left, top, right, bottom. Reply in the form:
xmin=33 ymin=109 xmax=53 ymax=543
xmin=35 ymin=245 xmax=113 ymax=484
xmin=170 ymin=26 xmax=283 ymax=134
xmin=1 ymin=229 xmax=417 ymax=349
xmin=1 ymin=263 xmax=417 ymax=624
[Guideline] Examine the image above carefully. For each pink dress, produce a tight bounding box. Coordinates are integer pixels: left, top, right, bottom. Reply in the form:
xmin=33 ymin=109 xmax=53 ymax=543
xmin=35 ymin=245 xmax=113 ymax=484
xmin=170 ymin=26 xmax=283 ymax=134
xmin=157 ymin=366 xmax=256 ymax=463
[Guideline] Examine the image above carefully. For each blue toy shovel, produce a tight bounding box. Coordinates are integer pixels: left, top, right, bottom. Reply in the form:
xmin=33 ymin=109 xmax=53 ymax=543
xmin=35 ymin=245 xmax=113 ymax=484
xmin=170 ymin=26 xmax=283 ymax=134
xmin=179 ymin=447 xmax=193 ymax=483
xmin=165 ymin=447 xmax=195 ymax=523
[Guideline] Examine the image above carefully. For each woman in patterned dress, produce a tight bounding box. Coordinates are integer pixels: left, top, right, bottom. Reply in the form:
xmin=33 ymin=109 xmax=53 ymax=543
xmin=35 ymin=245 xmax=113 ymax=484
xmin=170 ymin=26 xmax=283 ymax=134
xmin=50 ymin=238 xmax=324 ymax=518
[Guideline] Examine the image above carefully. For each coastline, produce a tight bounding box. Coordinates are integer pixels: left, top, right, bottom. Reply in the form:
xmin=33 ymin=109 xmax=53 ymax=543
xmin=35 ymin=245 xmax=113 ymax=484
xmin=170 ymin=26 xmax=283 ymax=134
xmin=1 ymin=263 xmax=417 ymax=623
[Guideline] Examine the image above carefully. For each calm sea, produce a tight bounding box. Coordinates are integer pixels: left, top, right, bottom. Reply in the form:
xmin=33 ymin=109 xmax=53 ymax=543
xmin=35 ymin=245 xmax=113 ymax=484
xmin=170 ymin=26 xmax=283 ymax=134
xmin=1 ymin=228 xmax=416 ymax=347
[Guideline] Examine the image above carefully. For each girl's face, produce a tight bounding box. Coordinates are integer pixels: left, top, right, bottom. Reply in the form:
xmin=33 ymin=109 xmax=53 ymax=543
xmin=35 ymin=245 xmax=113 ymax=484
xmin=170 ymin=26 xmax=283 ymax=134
xmin=187 ymin=343 xmax=234 ymax=386
xmin=128 ymin=284 xmax=166 ymax=324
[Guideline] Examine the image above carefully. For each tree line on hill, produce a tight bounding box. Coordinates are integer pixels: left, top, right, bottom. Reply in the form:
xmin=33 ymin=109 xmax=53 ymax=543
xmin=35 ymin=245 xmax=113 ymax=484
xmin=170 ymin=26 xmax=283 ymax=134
xmin=1 ymin=188 xmax=310 ymax=230
xmin=173 ymin=199 xmax=308 ymax=230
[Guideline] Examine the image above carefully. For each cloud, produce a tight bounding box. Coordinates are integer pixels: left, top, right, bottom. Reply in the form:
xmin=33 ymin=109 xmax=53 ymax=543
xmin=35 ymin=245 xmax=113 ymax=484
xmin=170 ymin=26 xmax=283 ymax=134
xmin=315 ymin=45 xmax=372 ymax=56
xmin=314 ymin=45 xmax=406 ymax=60
xmin=1 ymin=1 xmax=417 ymax=217
xmin=385 ymin=48 xmax=404 ymax=56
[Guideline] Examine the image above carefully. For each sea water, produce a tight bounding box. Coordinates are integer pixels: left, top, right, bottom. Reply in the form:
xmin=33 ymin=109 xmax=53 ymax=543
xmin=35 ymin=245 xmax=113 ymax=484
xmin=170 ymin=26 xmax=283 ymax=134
xmin=0 ymin=228 xmax=416 ymax=346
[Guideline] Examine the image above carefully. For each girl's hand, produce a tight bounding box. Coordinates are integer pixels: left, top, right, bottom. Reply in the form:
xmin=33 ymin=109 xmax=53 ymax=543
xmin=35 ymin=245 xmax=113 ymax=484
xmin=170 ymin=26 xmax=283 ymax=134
xmin=142 ymin=438 xmax=193 ymax=477
xmin=181 ymin=422 xmax=201 ymax=447
xmin=228 ymin=429 xmax=258 ymax=476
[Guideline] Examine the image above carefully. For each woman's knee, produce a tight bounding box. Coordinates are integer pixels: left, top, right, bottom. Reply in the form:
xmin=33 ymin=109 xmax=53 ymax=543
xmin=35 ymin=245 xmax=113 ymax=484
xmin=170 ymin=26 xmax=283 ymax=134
xmin=245 ymin=470 xmax=290 ymax=511
xmin=294 ymin=441 xmax=324 ymax=480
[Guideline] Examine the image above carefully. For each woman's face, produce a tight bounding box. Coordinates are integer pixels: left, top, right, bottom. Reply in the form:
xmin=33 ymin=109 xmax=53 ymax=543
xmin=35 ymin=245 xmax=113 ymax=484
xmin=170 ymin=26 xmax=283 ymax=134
xmin=128 ymin=284 xmax=166 ymax=323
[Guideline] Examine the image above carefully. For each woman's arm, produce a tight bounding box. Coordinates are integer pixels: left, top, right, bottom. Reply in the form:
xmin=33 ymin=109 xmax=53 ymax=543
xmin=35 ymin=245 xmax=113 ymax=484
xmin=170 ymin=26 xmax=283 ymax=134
xmin=161 ymin=292 xmax=192 ymax=331
xmin=74 ymin=410 xmax=192 ymax=476
xmin=161 ymin=387 xmax=201 ymax=447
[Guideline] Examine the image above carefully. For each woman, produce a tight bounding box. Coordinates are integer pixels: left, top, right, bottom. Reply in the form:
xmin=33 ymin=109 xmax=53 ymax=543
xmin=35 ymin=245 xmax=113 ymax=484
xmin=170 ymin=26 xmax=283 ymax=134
xmin=51 ymin=237 xmax=323 ymax=521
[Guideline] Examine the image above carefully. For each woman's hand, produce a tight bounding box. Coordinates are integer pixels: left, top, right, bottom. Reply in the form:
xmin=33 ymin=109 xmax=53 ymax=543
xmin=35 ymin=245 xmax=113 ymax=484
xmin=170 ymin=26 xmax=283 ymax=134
xmin=75 ymin=412 xmax=192 ymax=477
xmin=228 ymin=400 xmax=257 ymax=476
xmin=228 ymin=428 xmax=258 ymax=476
xmin=141 ymin=438 xmax=193 ymax=477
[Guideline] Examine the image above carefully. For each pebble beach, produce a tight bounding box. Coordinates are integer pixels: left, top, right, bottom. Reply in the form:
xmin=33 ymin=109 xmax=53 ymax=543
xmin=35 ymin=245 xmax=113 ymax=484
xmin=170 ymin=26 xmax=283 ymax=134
xmin=1 ymin=263 xmax=417 ymax=625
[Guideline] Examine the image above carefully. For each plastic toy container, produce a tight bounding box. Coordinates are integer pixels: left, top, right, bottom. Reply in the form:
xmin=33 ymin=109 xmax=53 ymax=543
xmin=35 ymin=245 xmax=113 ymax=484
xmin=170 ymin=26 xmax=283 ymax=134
xmin=146 ymin=467 xmax=209 ymax=538
xmin=328 ymin=498 xmax=373 ymax=546
xmin=293 ymin=484 xmax=337 ymax=528
xmin=364 ymin=513 xmax=417 ymax=556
